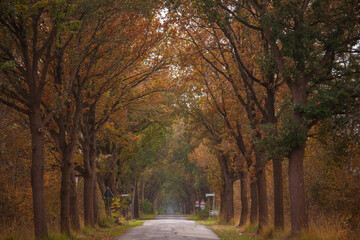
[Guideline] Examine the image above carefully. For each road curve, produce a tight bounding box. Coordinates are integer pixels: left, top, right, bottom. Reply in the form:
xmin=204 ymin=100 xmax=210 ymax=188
xmin=116 ymin=214 xmax=220 ymax=240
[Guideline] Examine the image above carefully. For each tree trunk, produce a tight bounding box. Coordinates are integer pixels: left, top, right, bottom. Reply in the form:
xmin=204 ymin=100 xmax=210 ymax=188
xmin=83 ymin=137 xmax=94 ymax=226
xmin=70 ymin=168 xmax=80 ymax=231
xmin=288 ymin=79 xmax=308 ymax=235
xmin=186 ymin=198 xmax=191 ymax=214
xmin=29 ymin=108 xmax=48 ymax=239
xmin=255 ymin=152 xmax=269 ymax=230
xmin=60 ymin=161 xmax=71 ymax=236
xmin=225 ymin=179 xmax=234 ymax=223
xmin=238 ymin=171 xmax=248 ymax=227
xmin=93 ymin=174 xmax=99 ymax=225
xmin=134 ymin=181 xmax=140 ymax=219
xmin=131 ymin=185 xmax=136 ymax=219
xmin=222 ymin=177 xmax=234 ymax=223
xmin=273 ymin=158 xmax=284 ymax=230
xmin=249 ymin=179 xmax=258 ymax=224
xmin=140 ymin=177 xmax=144 ymax=214
xmin=220 ymin=191 xmax=226 ymax=220
xmin=83 ymin=114 xmax=96 ymax=227
xmin=289 ymin=146 xmax=308 ymax=235
xmin=266 ymin=84 xmax=284 ymax=230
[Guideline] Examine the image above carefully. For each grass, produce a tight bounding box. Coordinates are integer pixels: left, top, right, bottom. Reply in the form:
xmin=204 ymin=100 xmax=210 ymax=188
xmin=139 ymin=214 xmax=156 ymax=220
xmin=74 ymin=220 xmax=143 ymax=240
xmin=188 ymin=215 xmax=262 ymax=240
xmin=291 ymin=214 xmax=352 ymax=240
xmin=212 ymin=227 xmax=263 ymax=240
xmin=0 ymin=216 xmax=146 ymax=240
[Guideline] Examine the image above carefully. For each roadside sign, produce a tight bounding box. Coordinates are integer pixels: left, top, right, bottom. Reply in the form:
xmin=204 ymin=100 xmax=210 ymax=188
xmin=195 ymin=200 xmax=199 ymax=208
xmin=200 ymin=199 xmax=205 ymax=210
xmin=103 ymin=187 xmax=115 ymax=217
xmin=103 ymin=187 xmax=115 ymax=199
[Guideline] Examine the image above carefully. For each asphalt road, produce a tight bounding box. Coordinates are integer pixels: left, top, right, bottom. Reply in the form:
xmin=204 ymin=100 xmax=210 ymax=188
xmin=116 ymin=214 xmax=220 ymax=240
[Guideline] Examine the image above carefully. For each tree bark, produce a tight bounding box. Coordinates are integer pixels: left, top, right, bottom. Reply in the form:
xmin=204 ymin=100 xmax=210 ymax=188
xmin=289 ymin=146 xmax=308 ymax=235
xmin=238 ymin=171 xmax=248 ymax=227
xmin=273 ymin=158 xmax=284 ymax=230
xmin=255 ymin=152 xmax=269 ymax=230
xmin=82 ymin=136 xmax=95 ymax=227
xmin=140 ymin=177 xmax=144 ymax=214
xmin=93 ymin=174 xmax=100 ymax=225
xmin=83 ymin=170 xmax=94 ymax=227
xmin=60 ymin=161 xmax=71 ymax=236
xmin=287 ymin=78 xmax=309 ymax=235
xmin=70 ymin=168 xmax=81 ymax=231
xmin=249 ymin=179 xmax=258 ymax=224
xmin=134 ymin=181 xmax=140 ymax=219
xmin=266 ymin=84 xmax=284 ymax=230
xmin=220 ymin=191 xmax=226 ymax=221
xmin=220 ymin=176 xmax=235 ymax=223
xmin=82 ymin=108 xmax=96 ymax=227
xmin=29 ymin=108 xmax=48 ymax=239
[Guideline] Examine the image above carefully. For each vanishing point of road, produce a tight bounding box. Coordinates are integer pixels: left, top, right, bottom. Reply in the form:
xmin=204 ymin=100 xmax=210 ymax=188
xmin=117 ymin=214 xmax=220 ymax=240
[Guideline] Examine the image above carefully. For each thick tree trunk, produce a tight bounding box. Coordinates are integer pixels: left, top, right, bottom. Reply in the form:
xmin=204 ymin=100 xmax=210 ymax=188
xmin=265 ymin=85 xmax=284 ymax=230
xmin=218 ymin=153 xmax=235 ymax=223
xmin=224 ymin=178 xmax=234 ymax=223
xmin=60 ymin=161 xmax=71 ymax=236
xmin=93 ymin=174 xmax=100 ymax=225
xmin=288 ymin=79 xmax=308 ymax=235
xmin=255 ymin=152 xmax=269 ymax=230
xmin=249 ymin=179 xmax=258 ymax=224
xmin=70 ymin=168 xmax=80 ymax=231
xmin=220 ymin=191 xmax=226 ymax=220
xmin=84 ymin=171 xmax=94 ymax=226
xmin=83 ymin=114 xmax=96 ymax=227
xmin=238 ymin=171 xmax=248 ymax=227
xmin=289 ymin=146 xmax=308 ymax=235
xmin=273 ymin=158 xmax=284 ymax=230
xmin=29 ymin=108 xmax=48 ymax=239
xmin=83 ymin=140 xmax=95 ymax=227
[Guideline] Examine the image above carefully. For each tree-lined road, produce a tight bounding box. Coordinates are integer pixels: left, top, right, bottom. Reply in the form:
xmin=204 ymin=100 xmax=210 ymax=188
xmin=117 ymin=215 xmax=220 ymax=240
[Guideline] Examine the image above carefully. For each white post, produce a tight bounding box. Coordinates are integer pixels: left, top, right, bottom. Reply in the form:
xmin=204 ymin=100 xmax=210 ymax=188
xmin=213 ymin=193 xmax=215 ymax=210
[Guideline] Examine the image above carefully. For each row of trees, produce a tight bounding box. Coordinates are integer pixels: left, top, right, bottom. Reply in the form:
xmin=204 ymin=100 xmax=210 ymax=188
xmin=168 ymin=0 xmax=360 ymax=237
xmin=1 ymin=0 xmax=359 ymax=239
xmin=0 ymin=0 xmax=172 ymax=238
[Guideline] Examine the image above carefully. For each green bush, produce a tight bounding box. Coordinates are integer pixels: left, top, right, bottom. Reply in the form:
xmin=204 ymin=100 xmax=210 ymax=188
xmin=98 ymin=217 xmax=116 ymax=228
xmin=111 ymin=196 xmax=131 ymax=223
xmin=142 ymin=199 xmax=153 ymax=214
xmin=46 ymin=233 xmax=71 ymax=240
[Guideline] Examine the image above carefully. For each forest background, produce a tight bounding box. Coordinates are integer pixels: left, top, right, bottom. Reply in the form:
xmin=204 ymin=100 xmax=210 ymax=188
xmin=0 ymin=0 xmax=359 ymax=239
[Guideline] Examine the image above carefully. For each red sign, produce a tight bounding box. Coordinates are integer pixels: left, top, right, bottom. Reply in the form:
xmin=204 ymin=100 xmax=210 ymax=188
xmin=200 ymin=199 xmax=205 ymax=209
xmin=195 ymin=200 xmax=199 ymax=207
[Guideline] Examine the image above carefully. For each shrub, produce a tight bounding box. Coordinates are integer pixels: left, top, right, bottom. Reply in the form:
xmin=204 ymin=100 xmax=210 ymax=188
xmin=142 ymin=199 xmax=153 ymax=214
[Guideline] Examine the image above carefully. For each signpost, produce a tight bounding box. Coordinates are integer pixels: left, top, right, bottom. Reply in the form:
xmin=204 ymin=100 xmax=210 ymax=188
xmin=206 ymin=193 xmax=218 ymax=218
xmin=200 ymin=199 xmax=205 ymax=218
xmin=200 ymin=199 xmax=205 ymax=210
xmin=121 ymin=194 xmax=132 ymax=220
xmin=205 ymin=193 xmax=215 ymax=211
xmin=195 ymin=200 xmax=199 ymax=208
xmin=103 ymin=187 xmax=115 ymax=216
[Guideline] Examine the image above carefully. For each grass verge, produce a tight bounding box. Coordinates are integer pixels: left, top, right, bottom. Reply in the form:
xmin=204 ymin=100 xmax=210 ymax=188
xmin=188 ymin=215 xmax=262 ymax=240
xmin=139 ymin=214 xmax=156 ymax=220
xmin=74 ymin=220 xmax=143 ymax=240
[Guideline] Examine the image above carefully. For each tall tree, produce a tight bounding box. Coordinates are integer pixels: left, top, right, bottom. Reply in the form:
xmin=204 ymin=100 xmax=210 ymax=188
xmin=253 ymin=0 xmax=360 ymax=235
xmin=0 ymin=1 xmax=69 ymax=237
